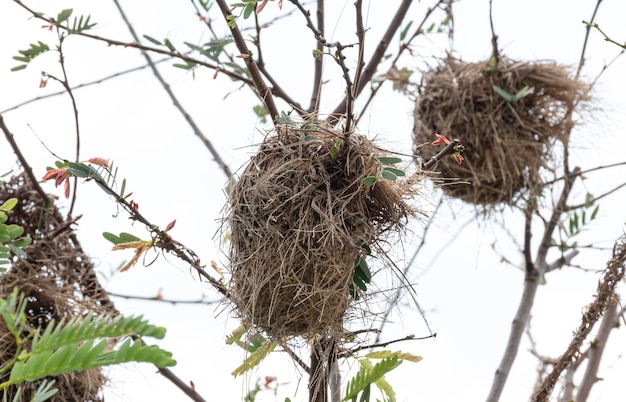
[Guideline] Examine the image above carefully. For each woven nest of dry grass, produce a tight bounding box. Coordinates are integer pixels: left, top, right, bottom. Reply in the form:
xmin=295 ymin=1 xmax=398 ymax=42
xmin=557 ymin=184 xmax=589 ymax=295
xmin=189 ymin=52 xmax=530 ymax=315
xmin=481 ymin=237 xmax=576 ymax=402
xmin=228 ymin=125 xmax=416 ymax=340
xmin=0 ymin=173 xmax=116 ymax=401
xmin=413 ymin=56 xmax=589 ymax=206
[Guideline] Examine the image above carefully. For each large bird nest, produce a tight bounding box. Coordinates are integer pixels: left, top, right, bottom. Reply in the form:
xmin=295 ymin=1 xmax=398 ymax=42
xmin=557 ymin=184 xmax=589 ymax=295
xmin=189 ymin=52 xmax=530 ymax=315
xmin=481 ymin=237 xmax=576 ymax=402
xmin=0 ymin=173 xmax=116 ymax=401
xmin=413 ymin=56 xmax=589 ymax=206
xmin=227 ymin=125 xmax=417 ymax=340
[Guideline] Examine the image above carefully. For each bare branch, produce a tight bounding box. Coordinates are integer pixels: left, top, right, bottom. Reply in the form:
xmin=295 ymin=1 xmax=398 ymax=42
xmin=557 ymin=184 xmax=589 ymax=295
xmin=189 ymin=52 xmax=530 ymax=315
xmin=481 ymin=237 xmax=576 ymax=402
xmin=0 ymin=114 xmax=51 ymax=204
xmin=486 ymin=167 xmax=580 ymax=402
xmin=338 ymin=333 xmax=435 ymax=358
xmin=108 ymin=291 xmax=218 ymax=305
xmin=328 ymin=0 xmax=414 ymax=124
xmin=112 ymin=0 xmax=234 ymax=180
xmin=576 ymin=303 xmax=619 ymax=402
xmin=565 ymin=180 xmax=626 ymax=211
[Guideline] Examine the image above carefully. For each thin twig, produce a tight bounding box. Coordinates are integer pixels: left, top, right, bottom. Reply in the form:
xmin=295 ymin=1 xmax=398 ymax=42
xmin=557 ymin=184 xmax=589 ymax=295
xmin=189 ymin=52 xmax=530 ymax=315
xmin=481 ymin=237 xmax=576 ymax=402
xmin=1 ymin=57 xmax=174 ymax=114
xmin=565 ymin=180 xmax=626 ymax=211
xmin=422 ymin=139 xmax=462 ymax=170
xmin=338 ymin=333 xmax=435 ymax=358
xmin=288 ymin=0 xmax=356 ymax=130
xmin=215 ymin=0 xmax=279 ymax=124
xmin=352 ymin=0 xmax=366 ymax=107
xmin=12 ymin=0 xmax=252 ymax=85
xmin=253 ymin=12 xmax=306 ymax=114
xmin=111 ymin=0 xmax=234 ymax=180
xmin=45 ymin=33 xmax=81 ymax=218
xmin=0 ymin=114 xmax=51 ymax=204
xmin=327 ymin=0 xmax=414 ymax=125
xmin=488 ymin=0 xmax=499 ymax=65
xmin=108 ymin=292 xmax=218 ymax=305
xmin=354 ymin=0 xmax=449 ymax=123
xmin=375 ymin=198 xmax=443 ymax=344
xmin=308 ymin=0 xmax=325 ymax=113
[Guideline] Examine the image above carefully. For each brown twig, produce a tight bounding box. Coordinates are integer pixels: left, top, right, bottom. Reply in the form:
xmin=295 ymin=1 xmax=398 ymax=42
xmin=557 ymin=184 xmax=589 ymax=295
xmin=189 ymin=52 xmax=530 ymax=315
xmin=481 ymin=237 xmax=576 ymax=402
xmin=253 ymin=12 xmax=306 ymax=115
xmin=111 ymin=0 xmax=234 ymax=180
xmin=338 ymin=333 xmax=435 ymax=358
xmin=327 ymin=0 xmax=414 ymax=125
xmin=1 ymin=57 xmax=174 ymax=114
xmin=43 ymin=33 xmax=81 ymax=218
xmin=0 ymin=114 xmax=51 ymax=204
xmin=422 ymin=138 xmax=463 ymax=170
xmin=11 ymin=0 xmax=252 ymax=85
xmin=288 ymin=0 xmax=356 ymax=131
xmin=353 ymin=0 xmax=447 ymax=124
xmin=308 ymin=0 xmax=325 ymax=113
xmin=215 ymin=0 xmax=279 ymax=124
xmin=532 ymin=236 xmax=626 ymax=401
xmin=108 ymin=291 xmax=218 ymax=305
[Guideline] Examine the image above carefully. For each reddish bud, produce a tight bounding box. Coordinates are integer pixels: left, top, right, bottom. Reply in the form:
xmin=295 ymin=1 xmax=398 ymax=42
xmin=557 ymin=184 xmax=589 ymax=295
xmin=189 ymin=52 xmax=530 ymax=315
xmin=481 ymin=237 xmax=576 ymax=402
xmin=87 ymin=157 xmax=109 ymax=168
xmin=432 ymin=133 xmax=450 ymax=146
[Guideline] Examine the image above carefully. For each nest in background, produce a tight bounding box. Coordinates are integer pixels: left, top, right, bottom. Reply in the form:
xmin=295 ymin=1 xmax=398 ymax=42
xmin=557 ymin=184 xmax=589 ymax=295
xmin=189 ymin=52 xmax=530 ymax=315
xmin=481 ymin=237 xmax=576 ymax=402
xmin=414 ymin=56 xmax=589 ymax=206
xmin=0 ymin=173 xmax=116 ymax=401
xmin=228 ymin=126 xmax=416 ymax=340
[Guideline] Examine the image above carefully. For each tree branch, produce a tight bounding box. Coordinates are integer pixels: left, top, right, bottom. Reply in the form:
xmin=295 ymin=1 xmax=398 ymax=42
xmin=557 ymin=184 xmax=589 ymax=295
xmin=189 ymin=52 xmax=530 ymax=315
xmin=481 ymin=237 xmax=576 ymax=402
xmin=112 ymin=0 xmax=234 ymax=180
xmin=486 ymin=168 xmax=580 ymax=402
xmin=533 ymin=236 xmax=626 ymax=401
xmin=308 ymin=0 xmax=325 ymax=114
xmin=215 ymin=0 xmax=279 ymax=124
xmin=0 ymin=114 xmax=51 ymax=205
xmin=575 ymin=303 xmax=618 ymax=402
xmin=327 ymin=0 xmax=414 ymax=124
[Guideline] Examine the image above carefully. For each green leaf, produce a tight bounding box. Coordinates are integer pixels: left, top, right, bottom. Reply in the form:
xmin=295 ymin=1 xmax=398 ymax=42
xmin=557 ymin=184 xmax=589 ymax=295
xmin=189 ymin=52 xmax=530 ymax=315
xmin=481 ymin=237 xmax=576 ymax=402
xmin=312 ymin=49 xmax=322 ymax=58
xmin=365 ymin=350 xmax=423 ymax=363
xmin=343 ymin=357 xmax=402 ymax=401
xmin=400 ymin=21 xmax=413 ymax=41
xmin=0 ymin=198 xmax=18 ymax=212
xmin=330 ymin=139 xmax=342 ymax=158
xmin=492 ymin=85 xmax=513 ymax=102
xmin=56 ymin=9 xmax=73 ymax=25
xmin=231 ymin=340 xmax=275 ymax=377
xmin=361 ymin=176 xmax=377 ymax=186
xmin=243 ymin=3 xmax=255 ymax=19
xmin=378 ymin=157 xmax=402 ymax=165
xmin=383 ymin=167 xmax=405 ymax=177
xmin=119 ymin=232 xmax=141 ymax=243
xmin=591 ymin=205 xmax=599 ymax=220
xmin=102 ymin=232 xmax=121 ymax=245
xmin=143 ymin=35 xmax=163 ymax=46
xmin=355 ymin=257 xmax=372 ymax=283
xmin=164 ymin=38 xmax=176 ymax=52
xmin=226 ymin=324 xmax=248 ymax=346
xmin=352 ymin=273 xmax=368 ymax=292
xmin=513 ymin=86 xmax=534 ymax=101
xmin=381 ymin=170 xmax=397 ymax=181
xmin=10 ymin=65 xmax=27 ymax=72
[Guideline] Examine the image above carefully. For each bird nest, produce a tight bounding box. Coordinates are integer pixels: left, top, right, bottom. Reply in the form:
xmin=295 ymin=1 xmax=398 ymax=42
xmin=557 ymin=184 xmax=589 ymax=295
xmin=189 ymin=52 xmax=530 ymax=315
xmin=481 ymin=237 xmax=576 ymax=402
xmin=227 ymin=125 xmax=416 ymax=340
xmin=0 ymin=173 xmax=116 ymax=401
xmin=413 ymin=56 xmax=589 ymax=206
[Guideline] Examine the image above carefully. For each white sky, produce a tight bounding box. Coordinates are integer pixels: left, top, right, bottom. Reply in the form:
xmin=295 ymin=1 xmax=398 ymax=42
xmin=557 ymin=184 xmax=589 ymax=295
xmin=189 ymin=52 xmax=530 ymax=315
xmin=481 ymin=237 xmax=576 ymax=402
xmin=1 ymin=0 xmax=626 ymax=401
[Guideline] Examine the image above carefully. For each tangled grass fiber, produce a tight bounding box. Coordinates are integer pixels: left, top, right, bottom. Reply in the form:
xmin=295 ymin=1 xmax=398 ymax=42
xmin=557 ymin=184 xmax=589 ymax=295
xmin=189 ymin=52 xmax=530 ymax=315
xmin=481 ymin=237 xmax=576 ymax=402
xmin=414 ymin=56 xmax=589 ymax=207
xmin=0 ymin=173 xmax=116 ymax=401
xmin=228 ymin=125 xmax=416 ymax=340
